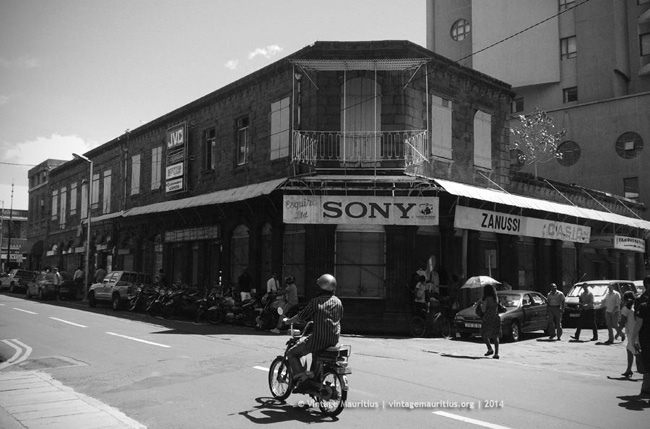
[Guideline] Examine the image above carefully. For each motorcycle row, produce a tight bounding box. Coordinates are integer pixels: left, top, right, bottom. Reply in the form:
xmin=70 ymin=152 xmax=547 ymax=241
xmin=126 ymin=284 xmax=303 ymax=329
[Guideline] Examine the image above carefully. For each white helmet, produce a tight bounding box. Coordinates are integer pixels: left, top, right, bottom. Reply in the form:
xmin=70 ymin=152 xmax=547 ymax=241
xmin=317 ymin=274 xmax=337 ymax=292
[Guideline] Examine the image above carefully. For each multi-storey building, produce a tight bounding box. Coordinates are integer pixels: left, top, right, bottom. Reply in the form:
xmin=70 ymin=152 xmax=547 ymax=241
xmin=1 ymin=208 xmax=29 ymax=272
xmin=22 ymin=40 xmax=650 ymax=333
xmin=426 ymin=0 xmax=650 ymax=218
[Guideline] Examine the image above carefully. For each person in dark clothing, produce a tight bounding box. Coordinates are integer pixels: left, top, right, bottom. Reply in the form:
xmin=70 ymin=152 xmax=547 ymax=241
xmin=634 ymin=277 xmax=650 ymax=396
xmin=238 ymin=267 xmax=253 ymax=301
xmin=571 ymin=284 xmax=598 ymax=341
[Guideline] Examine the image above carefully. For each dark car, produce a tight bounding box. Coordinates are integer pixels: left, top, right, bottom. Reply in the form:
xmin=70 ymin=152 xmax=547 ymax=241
xmin=56 ymin=271 xmax=79 ymax=300
xmin=0 ymin=269 xmax=39 ymax=293
xmin=562 ymin=280 xmax=635 ymax=328
xmin=26 ymin=272 xmax=61 ymax=300
xmin=453 ymin=290 xmax=548 ymax=342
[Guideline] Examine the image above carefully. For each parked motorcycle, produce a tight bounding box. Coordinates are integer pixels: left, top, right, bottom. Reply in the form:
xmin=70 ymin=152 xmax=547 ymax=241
xmin=146 ymin=286 xmax=173 ymax=317
xmin=195 ymin=287 xmax=221 ymax=323
xmin=161 ymin=286 xmax=202 ymax=319
xmin=255 ymin=293 xmax=305 ymax=331
xmin=206 ymin=288 xmax=261 ymax=326
xmin=128 ymin=284 xmax=158 ymax=312
xmin=268 ymin=308 xmax=351 ymax=416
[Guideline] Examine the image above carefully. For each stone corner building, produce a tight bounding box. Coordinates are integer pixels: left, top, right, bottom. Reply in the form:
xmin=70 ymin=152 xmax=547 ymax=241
xmin=23 ymin=40 xmax=650 ymax=334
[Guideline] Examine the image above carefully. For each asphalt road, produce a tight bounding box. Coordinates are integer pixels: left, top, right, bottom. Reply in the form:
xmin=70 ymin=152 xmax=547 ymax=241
xmin=0 ymin=293 xmax=648 ymax=428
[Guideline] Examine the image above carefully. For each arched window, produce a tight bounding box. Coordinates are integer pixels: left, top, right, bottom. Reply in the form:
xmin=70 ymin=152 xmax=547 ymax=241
xmin=451 ymin=19 xmax=471 ymax=41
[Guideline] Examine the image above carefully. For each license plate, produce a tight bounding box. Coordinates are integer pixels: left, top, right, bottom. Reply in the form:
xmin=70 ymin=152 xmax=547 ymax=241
xmin=570 ymin=313 xmax=580 ymax=318
xmin=465 ymin=323 xmax=481 ymax=328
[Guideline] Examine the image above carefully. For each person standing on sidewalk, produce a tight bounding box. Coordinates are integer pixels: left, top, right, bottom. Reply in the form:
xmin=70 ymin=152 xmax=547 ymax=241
xmin=633 ymin=282 xmax=650 ymax=397
xmin=603 ymin=283 xmax=621 ymax=344
xmin=617 ymin=291 xmax=637 ymax=377
xmin=547 ymin=283 xmax=565 ymax=340
xmin=571 ymin=284 xmax=598 ymax=342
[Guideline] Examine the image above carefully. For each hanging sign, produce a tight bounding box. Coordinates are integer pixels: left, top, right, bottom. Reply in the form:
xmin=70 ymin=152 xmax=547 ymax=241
xmin=590 ymin=235 xmax=645 ymax=253
xmin=165 ymin=122 xmax=188 ymax=195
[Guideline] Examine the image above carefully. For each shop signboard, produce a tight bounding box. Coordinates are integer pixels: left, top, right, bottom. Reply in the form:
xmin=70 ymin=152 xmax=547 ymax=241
xmin=165 ymin=122 xmax=187 ymax=195
xmin=454 ymin=206 xmax=591 ymax=243
xmin=283 ymin=195 xmax=439 ymax=226
xmin=590 ymin=235 xmax=645 ymax=253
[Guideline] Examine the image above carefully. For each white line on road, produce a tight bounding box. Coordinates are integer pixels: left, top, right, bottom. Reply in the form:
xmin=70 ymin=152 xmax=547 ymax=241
xmin=0 ymin=338 xmax=33 ymax=370
xmin=50 ymin=317 xmax=87 ymax=328
xmin=106 ymin=332 xmax=171 ymax=348
xmin=254 ymin=366 xmax=269 ymax=372
xmin=13 ymin=307 xmax=37 ymax=314
xmin=433 ymin=411 xmax=512 ymax=429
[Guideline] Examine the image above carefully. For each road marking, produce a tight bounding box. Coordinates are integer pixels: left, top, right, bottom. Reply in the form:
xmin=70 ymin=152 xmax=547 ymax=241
xmin=106 ymin=332 xmax=171 ymax=348
xmin=254 ymin=366 xmax=269 ymax=372
xmin=50 ymin=317 xmax=87 ymax=328
xmin=433 ymin=411 xmax=512 ymax=429
xmin=13 ymin=307 xmax=37 ymax=314
xmin=0 ymin=339 xmax=33 ymax=370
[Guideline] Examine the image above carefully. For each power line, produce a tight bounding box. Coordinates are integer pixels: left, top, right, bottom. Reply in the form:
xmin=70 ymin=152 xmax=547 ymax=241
xmin=0 ymin=161 xmax=36 ymax=167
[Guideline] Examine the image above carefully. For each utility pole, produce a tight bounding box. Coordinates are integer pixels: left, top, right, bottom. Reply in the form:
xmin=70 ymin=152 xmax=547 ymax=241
xmin=0 ymin=200 xmax=4 ymax=273
xmin=6 ymin=182 xmax=13 ymax=271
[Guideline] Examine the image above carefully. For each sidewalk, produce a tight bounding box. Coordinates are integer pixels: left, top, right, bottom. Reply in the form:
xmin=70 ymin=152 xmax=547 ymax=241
xmin=0 ymin=371 xmax=145 ymax=429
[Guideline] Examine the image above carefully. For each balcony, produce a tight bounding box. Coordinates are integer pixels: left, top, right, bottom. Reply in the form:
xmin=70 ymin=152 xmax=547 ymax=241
xmin=292 ymin=130 xmax=429 ymax=171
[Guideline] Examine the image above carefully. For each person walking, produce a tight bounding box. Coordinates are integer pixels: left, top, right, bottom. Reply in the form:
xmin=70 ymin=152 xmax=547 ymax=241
xmin=547 ymin=283 xmax=565 ymax=340
xmin=603 ymin=283 xmax=621 ymax=344
xmin=480 ymin=283 xmax=501 ymax=359
xmin=617 ymin=291 xmax=637 ymax=377
xmin=633 ymin=280 xmax=650 ymax=396
xmin=571 ymin=284 xmax=598 ymax=342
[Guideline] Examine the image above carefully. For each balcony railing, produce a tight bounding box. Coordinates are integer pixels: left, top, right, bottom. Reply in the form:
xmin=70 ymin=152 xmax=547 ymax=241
xmin=292 ymin=130 xmax=429 ymax=169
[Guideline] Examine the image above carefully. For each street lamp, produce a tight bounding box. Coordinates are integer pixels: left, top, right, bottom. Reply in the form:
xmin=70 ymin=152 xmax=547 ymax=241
xmin=73 ymin=153 xmax=93 ymax=300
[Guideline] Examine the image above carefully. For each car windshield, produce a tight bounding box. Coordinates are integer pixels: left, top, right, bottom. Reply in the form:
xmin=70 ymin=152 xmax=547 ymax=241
xmin=497 ymin=293 xmax=521 ymax=308
xmin=568 ymin=284 xmax=609 ymax=298
xmin=121 ymin=273 xmax=138 ymax=283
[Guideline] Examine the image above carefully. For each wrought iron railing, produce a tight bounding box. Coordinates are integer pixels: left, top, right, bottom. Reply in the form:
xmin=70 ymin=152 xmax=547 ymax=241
xmin=292 ymin=130 xmax=429 ymax=168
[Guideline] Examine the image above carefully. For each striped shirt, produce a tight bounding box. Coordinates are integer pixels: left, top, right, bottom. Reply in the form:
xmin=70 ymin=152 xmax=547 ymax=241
xmin=295 ymin=294 xmax=343 ymax=353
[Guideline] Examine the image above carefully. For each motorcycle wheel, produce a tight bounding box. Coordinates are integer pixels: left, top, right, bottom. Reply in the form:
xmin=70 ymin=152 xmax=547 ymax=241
xmin=409 ymin=316 xmax=427 ymax=338
xmin=268 ymin=357 xmax=293 ymax=401
xmin=207 ymin=308 xmax=224 ymax=325
xmin=255 ymin=315 xmax=268 ymax=331
xmin=317 ymin=370 xmax=347 ymax=416
xmin=195 ymin=305 xmax=206 ymax=323
xmin=128 ymin=296 xmax=140 ymax=312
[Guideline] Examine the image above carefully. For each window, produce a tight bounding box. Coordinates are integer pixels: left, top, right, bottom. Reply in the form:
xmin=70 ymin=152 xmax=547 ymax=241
xmin=615 ymin=132 xmax=644 ymax=159
xmin=473 ymin=110 xmax=492 ymax=169
xmin=560 ymin=36 xmax=577 ymax=59
xmin=563 ymin=86 xmax=578 ymax=103
xmin=204 ymin=128 xmax=217 ymax=171
xmin=51 ymin=190 xmax=58 ymax=220
xmin=102 ymin=170 xmax=111 ymax=214
xmin=270 ymin=97 xmax=290 ymax=160
xmin=559 ymin=0 xmax=576 ymax=10
xmin=131 ymin=154 xmax=140 ymax=195
xmin=335 ymin=224 xmax=385 ymax=298
xmin=59 ymin=187 xmax=67 ymax=228
xmin=70 ymin=182 xmax=77 ymax=216
xmin=81 ymin=181 xmax=88 ymax=219
xmin=624 ymin=177 xmax=639 ymax=200
xmin=510 ymin=97 xmax=524 ymax=113
xmin=237 ymin=117 xmax=249 ymax=165
xmin=641 ymin=33 xmax=650 ymax=56
xmin=451 ymin=19 xmax=470 ymax=41
xmin=557 ymin=141 xmax=581 ymax=166
xmin=91 ymin=173 xmax=100 ymax=208
xmin=151 ymin=146 xmax=162 ymax=190
xmin=431 ymin=95 xmax=453 ymax=159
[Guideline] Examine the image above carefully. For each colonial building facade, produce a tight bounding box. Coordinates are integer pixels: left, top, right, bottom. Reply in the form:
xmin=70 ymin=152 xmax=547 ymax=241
xmin=22 ymin=41 xmax=650 ymax=333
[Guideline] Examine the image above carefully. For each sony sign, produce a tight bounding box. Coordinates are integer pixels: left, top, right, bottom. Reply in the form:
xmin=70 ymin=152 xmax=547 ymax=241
xmin=283 ymin=195 xmax=439 ymax=225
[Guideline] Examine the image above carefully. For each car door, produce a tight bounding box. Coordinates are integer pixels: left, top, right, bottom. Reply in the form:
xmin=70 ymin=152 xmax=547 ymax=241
xmin=97 ymin=272 xmax=117 ymax=300
xmin=530 ymin=293 xmax=548 ymax=331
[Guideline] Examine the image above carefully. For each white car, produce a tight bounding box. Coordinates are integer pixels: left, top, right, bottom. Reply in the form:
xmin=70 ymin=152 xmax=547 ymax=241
xmin=88 ymin=271 xmax=152 ymax=310
xmin=0 ymin=269 xmax=39 ymax=293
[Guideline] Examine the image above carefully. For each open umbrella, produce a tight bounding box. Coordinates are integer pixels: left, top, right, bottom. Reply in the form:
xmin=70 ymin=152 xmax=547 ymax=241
xmin=460 ymin=276 xmax=501 ymax=290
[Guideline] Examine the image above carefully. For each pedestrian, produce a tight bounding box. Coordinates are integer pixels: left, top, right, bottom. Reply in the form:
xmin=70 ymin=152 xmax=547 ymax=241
xmin=266 ymin=272 xmax=280 ymax=296
xmin=94 ymin=266 xmax=107 ymax=283
xmin=54 ymin=267 xmax=62 ymax=285
xmin=238 ymin=267 xmax=252 ymax=301
xmin=270 ymin=275 xmax=299 ymax=334
xmin=73 ymin=266 xmax=84 ymax=285
xmin=479 ymin=283 xmax=501 ymax=359
xmin=633 ymin=279 xmax=650 ymax=396
xmin=546 ymin=283 xmax=565 ymax=340
xmin=617 ymin=291 xmax=637 ymax=377
xmin=571 ymin=284 xmax=598 ymax=342
xmin=603 ymin=283 xmax=621 ymax=344
xmin=413 ymin=275 xmax=427 ymax=315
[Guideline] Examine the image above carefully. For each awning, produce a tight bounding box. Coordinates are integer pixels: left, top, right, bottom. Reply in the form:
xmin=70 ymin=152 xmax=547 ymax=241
xmin=434 ymin=178 xmax=650 ymax=231
xmin=19 ymin=238 xmax=43 ymax=255
xmin=124 ymin=178 xmax=286 ymax=217
xmin=290 ymin=58 xmax=429 ymax=72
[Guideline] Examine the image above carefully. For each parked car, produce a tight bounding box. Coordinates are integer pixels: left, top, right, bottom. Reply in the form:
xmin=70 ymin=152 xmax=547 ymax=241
xmin=453 ymin=290 xmax=548 ymax=342
xmin=562 ymin=280 xmax=635 ymax=328
xmin=633 ymin=280 xmax=646 ymax=296
xmin=56 ymin=271 xmax=79 ymax=300
xmin=0 ymin=269 xmax=39 ymax=293
xmin=88 ymin=271 xmax=153 ymax=310
xmin=25 ymin=272 xmax=61 ymax=300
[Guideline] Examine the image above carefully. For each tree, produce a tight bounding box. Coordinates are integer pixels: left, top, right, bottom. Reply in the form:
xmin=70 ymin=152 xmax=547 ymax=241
xmin=510 ymin=108 xmax=566 ymax=178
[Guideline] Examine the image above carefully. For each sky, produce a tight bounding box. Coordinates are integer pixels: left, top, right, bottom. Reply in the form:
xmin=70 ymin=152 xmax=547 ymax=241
xmin=0 ymin=0 xmax=427 ymax=210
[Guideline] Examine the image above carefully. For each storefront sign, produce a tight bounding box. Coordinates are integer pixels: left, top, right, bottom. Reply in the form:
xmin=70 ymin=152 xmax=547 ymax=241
xmin=590 ymin=235 xmax=645 ymax=253
xmin=454 ymin=206 xmax=591 ymax=243
xmin=165 ymin=225 xmax=221 ymax=242
xmin=283 ymin=195 xmax=439 ymax=225
xmin=165 ymin=122 xmax=188 ymax=195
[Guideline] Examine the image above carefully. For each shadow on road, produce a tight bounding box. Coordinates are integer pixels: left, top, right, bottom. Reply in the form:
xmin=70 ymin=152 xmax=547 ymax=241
xmin=239 ymin=397 xmax=338 ymax=424
xmin=616 ymin=394 xmax=650 ymax=411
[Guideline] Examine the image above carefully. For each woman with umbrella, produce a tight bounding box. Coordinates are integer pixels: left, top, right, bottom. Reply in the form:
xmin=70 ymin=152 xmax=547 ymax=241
xmin=479 ymin=283 xmax=502 ymax=359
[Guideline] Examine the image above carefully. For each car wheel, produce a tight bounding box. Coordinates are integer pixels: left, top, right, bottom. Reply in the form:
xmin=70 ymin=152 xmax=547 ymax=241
xmin=88 ymin=292 xmax=96 ymax=308
xmin=508 ymin=320 xmax=521 ymax=342
xmin=112 ymin=294 xmax=121 ymax=311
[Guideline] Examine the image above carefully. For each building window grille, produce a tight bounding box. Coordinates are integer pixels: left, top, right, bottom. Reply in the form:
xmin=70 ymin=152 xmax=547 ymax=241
xmin=560 ymin=36 xmax=577 ymax=60
xmin=237 ymin=117 xmax=249 ymax=165
xmin=562 ymin=87 xmax=578 ymax=103
xmin=510 ymin=97 xmax=524 ymax=113
xmin=559 ymin=0 xmax=576 ymax=10
xmin=151 ymin=146 xmax=162 ymax=190
xmin=451 ymin=19 xmax=470 ymax=41
xmin=204 ymin=128 xmax=217 ymax=171
xmin=615 ymin=132 xmax=644 ymax=159
xmin=557 ymin=141 xmax=581 ymax=166
xmin=131 ymin=154 xmax=140 ymax=195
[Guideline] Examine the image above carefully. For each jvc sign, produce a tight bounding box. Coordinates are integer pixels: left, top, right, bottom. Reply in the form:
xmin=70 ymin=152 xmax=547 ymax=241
xmin=283 ymin=195 xmax=439 ymax=225
xmin=165 ymin=122 xmax=187 ymax=194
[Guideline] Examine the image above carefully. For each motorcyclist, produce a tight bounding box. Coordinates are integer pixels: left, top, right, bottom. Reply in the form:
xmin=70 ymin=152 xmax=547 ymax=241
xmin=282 ymin=273 xmax=343 ymax=387
xmin=270 ymin=275 xmax=299 ymax=334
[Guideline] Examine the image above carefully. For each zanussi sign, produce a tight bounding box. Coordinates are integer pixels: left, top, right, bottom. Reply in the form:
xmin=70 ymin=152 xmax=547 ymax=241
xmin=283 ymin=195 xmax=439 ymax=225
xmin=454 ymin=206 xmax=591 ymax=243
